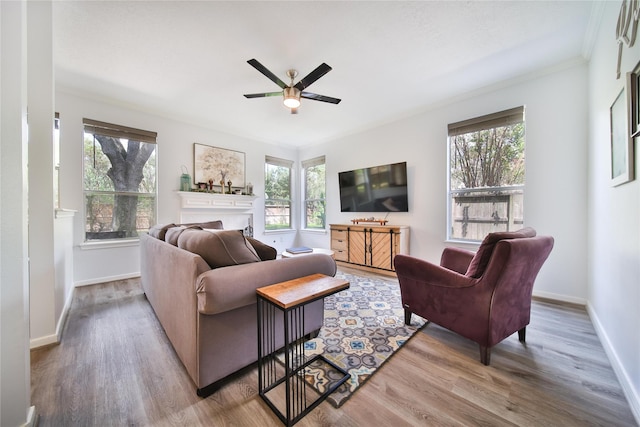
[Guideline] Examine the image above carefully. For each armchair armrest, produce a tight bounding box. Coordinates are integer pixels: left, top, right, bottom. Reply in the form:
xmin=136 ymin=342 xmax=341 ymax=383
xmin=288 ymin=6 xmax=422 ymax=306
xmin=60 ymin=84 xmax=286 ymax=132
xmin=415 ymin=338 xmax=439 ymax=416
xmin=440 ymin=247 xmax=475 ymax=274
xmin=394 ymin=254 xmax=475 ymax=289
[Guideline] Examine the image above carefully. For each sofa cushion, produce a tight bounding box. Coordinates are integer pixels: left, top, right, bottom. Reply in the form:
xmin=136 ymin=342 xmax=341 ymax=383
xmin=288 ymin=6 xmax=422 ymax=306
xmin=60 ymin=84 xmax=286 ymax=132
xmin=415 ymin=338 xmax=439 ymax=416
xmin=178 ymin=229 xmax=260 ymax=269
xmin=181 ymin=220 xmax=224 ymax=230
xmin=148 ymin=223 xmax=177 ymax=241
xmin=165 ymin=225 xmax=202 ymax=246
xmin=465 ymin=227 xmax=536 ymax=278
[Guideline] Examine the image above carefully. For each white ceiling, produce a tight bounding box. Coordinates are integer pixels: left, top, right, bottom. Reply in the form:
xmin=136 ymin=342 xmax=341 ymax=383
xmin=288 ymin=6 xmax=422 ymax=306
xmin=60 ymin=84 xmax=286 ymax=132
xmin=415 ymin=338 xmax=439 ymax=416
xmin=53 ymin=1 xmax=599 ymax=148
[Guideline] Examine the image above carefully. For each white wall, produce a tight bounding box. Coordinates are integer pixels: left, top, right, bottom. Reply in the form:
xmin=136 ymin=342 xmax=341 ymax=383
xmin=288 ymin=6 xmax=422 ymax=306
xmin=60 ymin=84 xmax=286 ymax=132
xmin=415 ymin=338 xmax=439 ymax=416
xmin=55 ymin=90 xmax=300 ymax=284
xmin=301 ymin=62 xmax=589 ymax=304
xmin=0 ymin=1 xmax=33 ymax=425
xmin=587 ymin=1 xmax=640 ymax=420
xmin=27 ymin=0 xmax=57 ymax=346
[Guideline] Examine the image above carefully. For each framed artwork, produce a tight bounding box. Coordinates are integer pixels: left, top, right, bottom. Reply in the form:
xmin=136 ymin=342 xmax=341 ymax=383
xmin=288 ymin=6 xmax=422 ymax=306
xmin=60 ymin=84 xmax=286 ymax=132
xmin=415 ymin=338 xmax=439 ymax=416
xmin=610 ymin=88 xmax=634 ymax=186
xmin=193 ymin=143 xmax=246 ymax=189
xmin=628 ymin=59 xmax=640 ymax=137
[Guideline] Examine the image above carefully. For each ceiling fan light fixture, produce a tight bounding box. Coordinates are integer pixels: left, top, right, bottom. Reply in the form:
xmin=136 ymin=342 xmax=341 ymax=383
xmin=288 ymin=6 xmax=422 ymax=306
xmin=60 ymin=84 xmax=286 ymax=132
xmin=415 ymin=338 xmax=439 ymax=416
xmin=283 ymin=87 xmax=301 ymax=109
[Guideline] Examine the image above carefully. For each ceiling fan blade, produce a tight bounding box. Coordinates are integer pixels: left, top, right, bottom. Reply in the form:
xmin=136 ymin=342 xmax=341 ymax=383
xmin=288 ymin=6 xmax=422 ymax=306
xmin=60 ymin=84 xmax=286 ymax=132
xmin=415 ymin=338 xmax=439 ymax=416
xmin=294 ymin=63 xmax=332 ymax=91
xmin=244 ymin=91 xmax=283 ymax=99
xmin=247 ymin=59 xmax=287 ymax=89
xmin=301 ymin=92 xmax=341 ymax=104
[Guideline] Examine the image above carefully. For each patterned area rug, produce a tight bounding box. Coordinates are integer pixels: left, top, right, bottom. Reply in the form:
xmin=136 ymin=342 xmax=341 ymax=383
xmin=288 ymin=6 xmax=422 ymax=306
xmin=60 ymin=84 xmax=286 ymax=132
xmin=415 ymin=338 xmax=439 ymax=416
xmin=300 ymin=269 xmax=426 ymax=408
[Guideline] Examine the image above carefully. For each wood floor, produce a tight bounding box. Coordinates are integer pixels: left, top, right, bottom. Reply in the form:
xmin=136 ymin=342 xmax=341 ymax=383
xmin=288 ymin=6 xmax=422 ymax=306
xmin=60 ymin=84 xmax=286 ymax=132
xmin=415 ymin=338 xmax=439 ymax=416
xmin=31 ymin=273 xmax=638 ymax=426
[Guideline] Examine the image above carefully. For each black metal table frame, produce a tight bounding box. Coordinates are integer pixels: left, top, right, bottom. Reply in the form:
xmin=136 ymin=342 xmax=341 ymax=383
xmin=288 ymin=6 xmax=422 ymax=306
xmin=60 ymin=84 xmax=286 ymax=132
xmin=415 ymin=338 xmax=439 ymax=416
xmin=257 ymin=294 xmax=350 ymax=426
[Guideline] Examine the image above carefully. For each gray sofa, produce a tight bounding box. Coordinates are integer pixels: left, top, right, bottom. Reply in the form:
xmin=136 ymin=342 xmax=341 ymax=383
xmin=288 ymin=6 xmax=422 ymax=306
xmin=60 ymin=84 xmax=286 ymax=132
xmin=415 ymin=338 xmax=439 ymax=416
xmin=140 ymin=226 xmax=336 ymax=396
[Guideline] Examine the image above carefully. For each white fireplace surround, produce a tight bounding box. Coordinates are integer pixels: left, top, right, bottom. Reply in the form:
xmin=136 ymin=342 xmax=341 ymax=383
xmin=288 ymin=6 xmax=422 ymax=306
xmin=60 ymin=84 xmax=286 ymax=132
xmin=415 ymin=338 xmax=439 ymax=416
xmin=177 ymin=191 xmax=257 ymax=233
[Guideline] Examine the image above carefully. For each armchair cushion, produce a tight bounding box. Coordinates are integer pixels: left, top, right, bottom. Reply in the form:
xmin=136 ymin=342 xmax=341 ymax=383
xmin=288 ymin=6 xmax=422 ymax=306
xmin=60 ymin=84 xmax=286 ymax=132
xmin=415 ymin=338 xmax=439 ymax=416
xmin=465 ymin=227 xmax=536 ymax=278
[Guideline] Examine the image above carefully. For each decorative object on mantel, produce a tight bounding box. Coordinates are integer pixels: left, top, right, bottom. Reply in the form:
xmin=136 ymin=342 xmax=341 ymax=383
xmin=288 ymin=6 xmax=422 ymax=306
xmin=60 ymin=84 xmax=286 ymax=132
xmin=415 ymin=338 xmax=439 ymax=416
xmin=180 ymin=165 xmax=191 ymax=191
xmin=616 ymin=0 xmax=639 ymax=79
xmin=351 ymin=218 xmax=389 ymax=225
xmin=245 ymin=182 xmax=253 ymax=196
xmin=194 ymin=143 xmax=246 ymax=192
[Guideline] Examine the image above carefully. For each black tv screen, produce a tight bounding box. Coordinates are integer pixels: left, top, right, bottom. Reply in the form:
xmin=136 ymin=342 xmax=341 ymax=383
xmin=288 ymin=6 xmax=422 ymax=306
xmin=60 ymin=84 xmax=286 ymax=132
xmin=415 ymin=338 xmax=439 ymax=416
xmin=339 ymin=161 xmax=409 ymax=213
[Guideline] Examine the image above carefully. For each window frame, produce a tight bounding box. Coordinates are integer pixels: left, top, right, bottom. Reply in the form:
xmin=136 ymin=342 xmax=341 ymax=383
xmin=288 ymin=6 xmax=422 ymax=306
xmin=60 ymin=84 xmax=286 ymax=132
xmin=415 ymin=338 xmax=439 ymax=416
xmin=264 ymin=155 xmax=293 ymax=232
xmin=446 ymin=106 xmax=525 ymax=243
xmin=301 ymin=155 xmax=326 ymax=231
xmin=82 ymin=118 xmax=157 ymax=243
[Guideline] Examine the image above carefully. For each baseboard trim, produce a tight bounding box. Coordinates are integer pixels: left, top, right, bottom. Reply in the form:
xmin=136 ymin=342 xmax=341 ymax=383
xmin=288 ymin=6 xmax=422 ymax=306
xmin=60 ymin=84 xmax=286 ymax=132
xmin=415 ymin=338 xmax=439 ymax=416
xmin=22 ymin=405 xmax=36 ymax=427
xmin=30 ymin=285 xmax=75 ymax=349
xmin=531 ymin=289 xmax=586 ymax=306
xmin=74 ymin=272 xmax=141 ymax=287
xmin=587 ymin=302 xmax=640 ymax=426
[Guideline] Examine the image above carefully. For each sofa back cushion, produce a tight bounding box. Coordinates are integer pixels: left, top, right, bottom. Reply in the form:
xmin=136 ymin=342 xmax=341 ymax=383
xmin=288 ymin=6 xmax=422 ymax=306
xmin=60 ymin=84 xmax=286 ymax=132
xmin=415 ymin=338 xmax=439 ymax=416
xmin=178 ymin=229 xmax=260 ymax=269
xmin=465 ymin=227 xmax=536 ymax=278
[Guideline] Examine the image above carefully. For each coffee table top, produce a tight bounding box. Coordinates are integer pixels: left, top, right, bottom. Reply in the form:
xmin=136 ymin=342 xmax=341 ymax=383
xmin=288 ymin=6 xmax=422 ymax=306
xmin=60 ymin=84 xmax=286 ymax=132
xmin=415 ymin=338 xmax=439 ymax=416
xmin=256 ymin=273 xmax=349 ymax=309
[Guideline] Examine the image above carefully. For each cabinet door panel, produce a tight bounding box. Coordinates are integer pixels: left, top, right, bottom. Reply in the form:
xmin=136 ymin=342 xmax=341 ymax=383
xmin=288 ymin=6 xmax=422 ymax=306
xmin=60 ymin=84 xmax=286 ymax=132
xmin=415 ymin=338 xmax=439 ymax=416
xmin=370 ymin=231 xmax=393 ymax=270
xmin=348 ymin=230 xmax=367 ymax=265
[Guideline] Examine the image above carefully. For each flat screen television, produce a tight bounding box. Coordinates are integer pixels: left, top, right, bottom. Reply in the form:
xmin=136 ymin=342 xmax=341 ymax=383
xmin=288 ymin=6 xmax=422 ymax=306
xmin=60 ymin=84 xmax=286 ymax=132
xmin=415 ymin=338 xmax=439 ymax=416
xmin=338 ymin=161 xmax=409 ymax=213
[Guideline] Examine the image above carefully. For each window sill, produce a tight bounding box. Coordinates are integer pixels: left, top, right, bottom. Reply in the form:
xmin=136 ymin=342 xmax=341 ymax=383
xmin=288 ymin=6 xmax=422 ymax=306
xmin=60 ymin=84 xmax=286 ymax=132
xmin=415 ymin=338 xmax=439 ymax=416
xmin=300 ymin=228 xmax=327 ymax=234
xmin=264 ymin=229 xmax=294 ymax=234
xmin=80 ymin=238 xmax=140 ymax=250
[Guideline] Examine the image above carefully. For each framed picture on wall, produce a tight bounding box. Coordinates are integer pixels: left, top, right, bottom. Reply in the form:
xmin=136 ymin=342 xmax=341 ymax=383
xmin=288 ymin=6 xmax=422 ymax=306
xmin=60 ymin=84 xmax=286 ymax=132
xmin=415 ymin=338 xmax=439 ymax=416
xmin=610 ymin=88 xmax=634 ymax=186
xmin=628 ymin=59 xmax=640 ymax=137
xmin=193 ymin=143 xmax=246 ymax=189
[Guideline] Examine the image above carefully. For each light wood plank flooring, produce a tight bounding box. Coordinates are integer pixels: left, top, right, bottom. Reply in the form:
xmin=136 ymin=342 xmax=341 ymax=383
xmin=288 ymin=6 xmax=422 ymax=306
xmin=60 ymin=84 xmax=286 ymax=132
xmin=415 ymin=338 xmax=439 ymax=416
xmin=31 ymin=273 xmax=638 ymax=426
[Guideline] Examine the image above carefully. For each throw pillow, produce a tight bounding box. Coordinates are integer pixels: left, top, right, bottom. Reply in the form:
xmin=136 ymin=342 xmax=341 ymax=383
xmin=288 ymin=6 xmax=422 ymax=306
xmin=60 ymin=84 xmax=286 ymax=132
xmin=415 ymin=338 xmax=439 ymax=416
xmin=177 ymin=229 xmax=260 ymax=269
xmin=165 ymin=225 xmax=202 ymax=246
xmin=148 ymin=223 xmax=176 ymax=241
xmin=246 ymin=237 xmax=277 ymax=261
xmin=465 ymin=227 xmax=536 ymax=278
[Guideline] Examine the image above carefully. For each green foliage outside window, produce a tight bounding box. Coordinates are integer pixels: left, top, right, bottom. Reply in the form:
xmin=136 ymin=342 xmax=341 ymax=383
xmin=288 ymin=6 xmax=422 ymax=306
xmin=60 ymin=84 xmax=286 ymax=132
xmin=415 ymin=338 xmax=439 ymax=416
xmin=84 ymin=132 xmax=156 ymax=240
xmin=265 ymin=161 xmax=292 ymax=230
xmin=304 ymin=163 xmax=326 ymax=229
xmin=448 ymin=117 xmax=525 ymax=242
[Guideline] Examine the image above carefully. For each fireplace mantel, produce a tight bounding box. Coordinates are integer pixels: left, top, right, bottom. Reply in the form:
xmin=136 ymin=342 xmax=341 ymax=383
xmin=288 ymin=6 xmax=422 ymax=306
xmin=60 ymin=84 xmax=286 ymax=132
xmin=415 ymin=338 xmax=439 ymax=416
xmin=177 ymin=191 xmax=257 ymax=233
xmin=177 ymin=191 xmax=257 ymax=210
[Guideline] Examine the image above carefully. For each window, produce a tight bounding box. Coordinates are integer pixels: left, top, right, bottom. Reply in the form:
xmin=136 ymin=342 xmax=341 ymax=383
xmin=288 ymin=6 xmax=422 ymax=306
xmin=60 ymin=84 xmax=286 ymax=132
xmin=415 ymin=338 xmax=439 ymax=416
xmin=447 ymin=106 xmax=525 ymax=242
xmin=265 ymin=155 xmax=293 ymax=231
xmin=302 ymin=156 xmax=326 ymax=229
xmin=83 ymin=119 xmax=157 ymax=241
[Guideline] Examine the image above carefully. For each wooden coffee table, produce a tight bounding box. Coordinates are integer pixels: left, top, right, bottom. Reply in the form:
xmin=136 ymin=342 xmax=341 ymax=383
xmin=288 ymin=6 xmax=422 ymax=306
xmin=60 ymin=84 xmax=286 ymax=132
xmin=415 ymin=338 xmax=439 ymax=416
xmin=256 ymin=274 xmax=350 ymax=426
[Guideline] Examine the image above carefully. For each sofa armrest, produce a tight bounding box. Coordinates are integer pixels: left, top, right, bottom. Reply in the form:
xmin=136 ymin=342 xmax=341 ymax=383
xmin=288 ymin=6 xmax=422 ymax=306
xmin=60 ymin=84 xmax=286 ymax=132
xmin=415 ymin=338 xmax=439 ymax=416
xmin=196 ymin=253 xmax=337 ymax=315
xmin=440 ymin=247 xmax=475 ymax=274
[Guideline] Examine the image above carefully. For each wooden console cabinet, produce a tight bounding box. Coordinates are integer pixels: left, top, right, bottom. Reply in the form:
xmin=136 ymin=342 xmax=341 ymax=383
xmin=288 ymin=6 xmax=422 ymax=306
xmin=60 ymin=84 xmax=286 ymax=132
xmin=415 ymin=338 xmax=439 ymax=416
xmin=330 ymin=224 xmax=409 ymax=276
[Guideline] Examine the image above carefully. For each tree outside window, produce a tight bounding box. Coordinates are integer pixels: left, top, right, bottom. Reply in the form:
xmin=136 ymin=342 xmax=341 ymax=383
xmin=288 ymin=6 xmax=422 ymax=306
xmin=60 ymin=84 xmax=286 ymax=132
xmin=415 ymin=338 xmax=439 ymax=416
xmin=265 ymin=156 xmax=292 ymax=230
xmin=302 ymin=156 xmax=326 ymax=229
xmin=83 ymin=119 xmax=157 ymax=240
xmin=448 ymin=107 xmax=525 ymax=241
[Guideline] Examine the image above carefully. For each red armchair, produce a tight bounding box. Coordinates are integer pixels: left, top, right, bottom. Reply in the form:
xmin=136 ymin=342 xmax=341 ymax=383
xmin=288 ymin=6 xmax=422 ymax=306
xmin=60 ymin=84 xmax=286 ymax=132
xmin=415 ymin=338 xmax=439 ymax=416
xmin=394 ymin=228 xmax=554 ymax=365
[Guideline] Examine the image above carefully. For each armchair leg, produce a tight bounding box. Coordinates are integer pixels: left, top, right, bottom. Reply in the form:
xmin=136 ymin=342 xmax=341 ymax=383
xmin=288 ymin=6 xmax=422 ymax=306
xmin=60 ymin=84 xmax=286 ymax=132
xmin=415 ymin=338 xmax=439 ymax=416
xmin=404 ymin=309 xmax=412 ymax=325
xmin=479 ymin=346 xmax=491 ymax=366
xmin=518 ymin=327 xmax=526 ymax=342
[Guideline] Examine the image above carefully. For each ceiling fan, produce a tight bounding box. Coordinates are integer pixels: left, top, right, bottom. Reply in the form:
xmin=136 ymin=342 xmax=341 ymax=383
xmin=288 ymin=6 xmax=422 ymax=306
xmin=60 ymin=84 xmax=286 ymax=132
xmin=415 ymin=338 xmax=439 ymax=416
xmin=243 ymin=58 xmax=341 ymax=114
